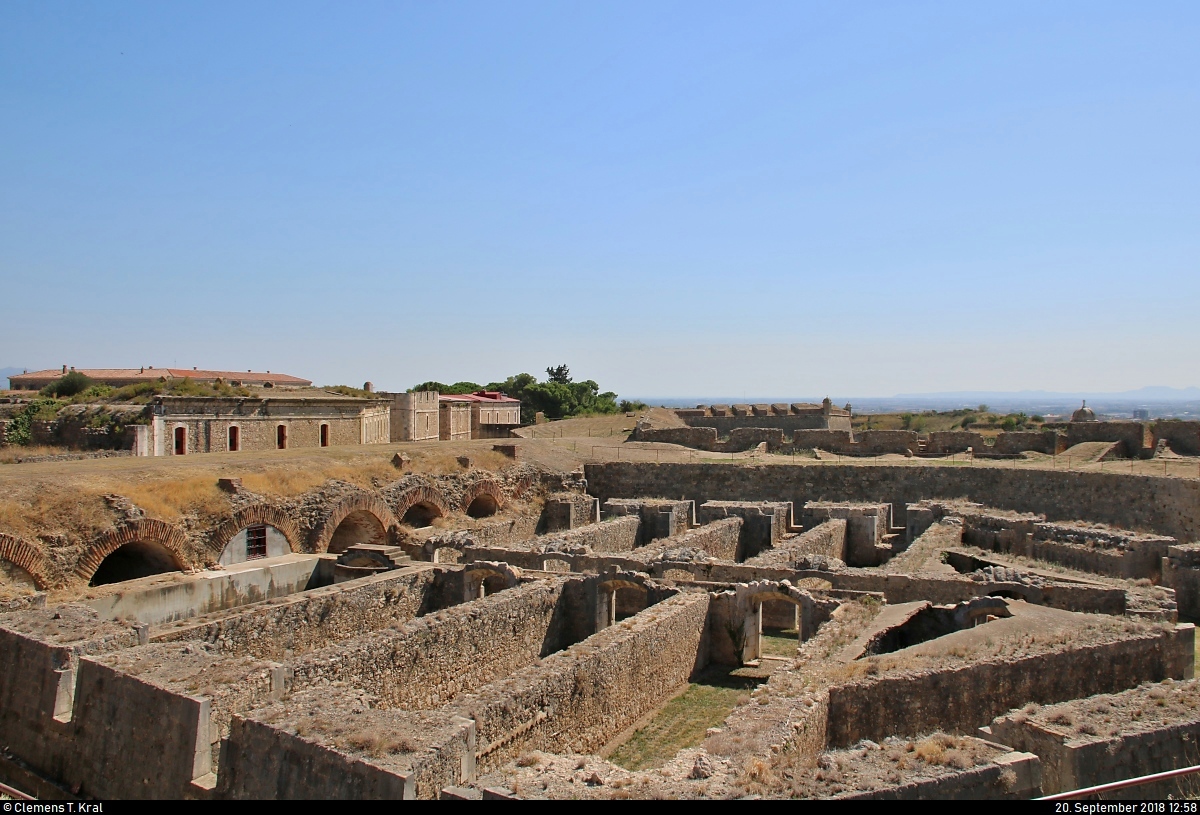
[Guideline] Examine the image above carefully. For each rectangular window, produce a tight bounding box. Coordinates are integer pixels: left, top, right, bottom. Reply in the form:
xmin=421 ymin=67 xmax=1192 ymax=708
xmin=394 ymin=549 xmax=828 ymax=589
xmin=246 ymin=526 xmax=267 ymax=559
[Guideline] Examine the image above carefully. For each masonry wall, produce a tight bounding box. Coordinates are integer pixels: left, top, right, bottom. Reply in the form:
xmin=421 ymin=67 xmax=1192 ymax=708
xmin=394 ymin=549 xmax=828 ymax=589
xmin=825 ymin=625 xmax=1195 ymax=748
xmin=681 ymin=414 xmax=839 ymax=435
xmin=288 ymin=579 xmax=574 ymax=711
xmin=990 ymin=684 xmax=1200 ymax=797
xmin=655 ymin=517 xmax=743 ymax=560
xmin=584 ymin=463 xmax=1200 ymax=544
xmin=390 ymin=391 xmax=439 ymax=442
xmin=453 ymin=591 xmax=710 ymax=771
xmin=744 ymin=519 xmax=847 ymax=567
xmin=602 ymin=499 xmax=690 ymax=546
xmin=149 ymin=566 xmax=441 ymax=660
xmin=543 ymin=516 xmax=642 ymax=554
xmin=924 ymin=432 xmax=988 ymax=456
xmin=1155 ymin=421 xmax=1200 ymax=456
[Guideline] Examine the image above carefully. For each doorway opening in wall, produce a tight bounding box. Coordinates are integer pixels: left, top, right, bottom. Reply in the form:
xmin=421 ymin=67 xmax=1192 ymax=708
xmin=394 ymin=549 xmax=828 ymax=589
xmin=174 ymin=426 xmax=186 ymax=455
xmin=228 ymin=425 xmax=240 ymax=452
xmin=246 ymin=526 xmax=267 ymax=560
xmin=760 ymin=598 xmax=801 ymax=658
xmin=277 ymin=425 xmax=287 ymax=450
xmin=320 ymin=424 xmax=329 ymax=447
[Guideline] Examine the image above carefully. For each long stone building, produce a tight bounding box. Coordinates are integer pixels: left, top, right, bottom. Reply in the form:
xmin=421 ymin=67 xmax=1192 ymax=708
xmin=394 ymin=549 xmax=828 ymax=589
xmin=8 ymin=366 xmax=312 ymax=390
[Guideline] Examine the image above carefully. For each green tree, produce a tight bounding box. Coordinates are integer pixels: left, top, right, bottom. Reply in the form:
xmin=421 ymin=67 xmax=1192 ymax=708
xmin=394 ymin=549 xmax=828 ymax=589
xmin=40 ymin=371 xmax=95 ymax=398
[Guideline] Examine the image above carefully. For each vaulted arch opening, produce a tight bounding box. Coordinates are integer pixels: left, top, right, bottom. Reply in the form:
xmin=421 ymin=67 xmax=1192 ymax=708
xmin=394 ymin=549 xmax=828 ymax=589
xmin=466 ymin=493 xmax=500 ymax=518
xmin=328 ymin=510 xmax=387 ymax=554
xmin=402 ymin=501 xmax=442 ymax=528
xmin=89 ymin=541 xmax=185 ymax=586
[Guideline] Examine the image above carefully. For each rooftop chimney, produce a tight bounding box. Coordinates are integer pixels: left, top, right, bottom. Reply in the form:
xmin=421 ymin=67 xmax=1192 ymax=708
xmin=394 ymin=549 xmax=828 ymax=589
xmin=62 ymin=365 xmax=67 ymax=373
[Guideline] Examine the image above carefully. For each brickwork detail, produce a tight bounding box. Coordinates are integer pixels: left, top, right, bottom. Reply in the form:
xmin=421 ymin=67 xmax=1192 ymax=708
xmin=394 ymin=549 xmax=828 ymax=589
xmin=208 ymin=505 xmax=303 ymax=561
xmin=310 ymin=493 xmax=400 ymax=554
xmin=75 ymin=519 xmax=191 ymax=582
xmin=0 ymin=533 xmax=51 ymax=589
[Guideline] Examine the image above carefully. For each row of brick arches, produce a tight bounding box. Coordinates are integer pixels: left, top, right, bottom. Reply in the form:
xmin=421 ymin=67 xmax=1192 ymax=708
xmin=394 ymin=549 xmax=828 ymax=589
xmin=0 ymin=479 xmax=509 ymax=590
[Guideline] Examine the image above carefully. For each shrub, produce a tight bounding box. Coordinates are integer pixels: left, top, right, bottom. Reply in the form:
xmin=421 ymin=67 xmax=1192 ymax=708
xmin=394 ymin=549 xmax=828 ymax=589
xmin=40 ymin=371 xmax=95 ymax=398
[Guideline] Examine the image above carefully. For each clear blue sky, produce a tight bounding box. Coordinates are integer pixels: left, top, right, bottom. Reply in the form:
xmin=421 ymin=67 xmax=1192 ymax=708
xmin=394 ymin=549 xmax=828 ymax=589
xmin=2 ymin=2 xmax=1197 ymax=398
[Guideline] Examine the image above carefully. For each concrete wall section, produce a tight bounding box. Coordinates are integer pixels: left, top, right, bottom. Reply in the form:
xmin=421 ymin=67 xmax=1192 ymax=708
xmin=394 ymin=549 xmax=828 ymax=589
xmin=84 ymin=554 xmax=327 ymax=627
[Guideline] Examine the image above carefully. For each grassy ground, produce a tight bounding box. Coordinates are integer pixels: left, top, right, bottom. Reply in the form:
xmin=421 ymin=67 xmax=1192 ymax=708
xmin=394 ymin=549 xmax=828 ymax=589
xmin=607 ymin=667 xmax=759 ymax=771
xmin=760 ymin=628 xmax=800 ymax=658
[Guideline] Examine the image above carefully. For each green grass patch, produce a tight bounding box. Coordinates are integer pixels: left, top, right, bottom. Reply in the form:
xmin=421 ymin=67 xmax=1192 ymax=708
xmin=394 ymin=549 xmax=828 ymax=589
xmin=760 ymin=628 xmax=799 ymax=658
xmin=607 ymin=667 xmax=758 ymax=771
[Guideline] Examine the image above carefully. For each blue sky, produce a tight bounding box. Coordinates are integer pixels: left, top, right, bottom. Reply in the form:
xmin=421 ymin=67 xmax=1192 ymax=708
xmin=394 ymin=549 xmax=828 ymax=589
xmin=2 ymin=2 xmax=1197 ymax=398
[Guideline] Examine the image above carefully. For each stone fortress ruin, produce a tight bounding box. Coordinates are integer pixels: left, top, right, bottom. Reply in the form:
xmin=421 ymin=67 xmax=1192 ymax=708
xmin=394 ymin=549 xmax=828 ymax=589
xmin=3 ymin=423 xmax=1200 ymax=799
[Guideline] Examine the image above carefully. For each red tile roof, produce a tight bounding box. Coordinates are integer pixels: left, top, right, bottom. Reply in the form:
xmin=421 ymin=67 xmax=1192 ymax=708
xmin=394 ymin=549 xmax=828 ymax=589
xmin=437 ymin=391 xmax=520 ymax=403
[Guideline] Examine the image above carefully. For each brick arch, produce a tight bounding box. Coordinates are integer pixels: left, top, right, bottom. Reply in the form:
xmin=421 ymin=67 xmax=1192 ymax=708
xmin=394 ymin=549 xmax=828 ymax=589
xmin=391 ymin=484 xmax=450 ymax=525
xmin=75 ymin=519 xmax=192 ymax=583
xmin=208 ymin=504 xmax=302 ymax=561
xmin=311 ymin=493 xmax=399 ymax=554
xmin=461 ymin=478 xmax=505 ymax=514
xmin=0 ymin=532 xmax=52 ymax=590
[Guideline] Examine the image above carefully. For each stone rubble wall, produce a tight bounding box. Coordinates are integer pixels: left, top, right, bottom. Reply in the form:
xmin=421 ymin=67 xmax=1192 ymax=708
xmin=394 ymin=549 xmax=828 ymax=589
xmin=697 ymin=501 xmax=790 ymax=559
xmin=989 ymin=680 xmax=1200 ymax=797
xmin=826 ymin=624 xmax=1195 ymax=748
xmin=584 ymin=462 xmax=1200 ymax=545
xmin=149 ymin=565 xmax=442 ymax=660
xmin=288 ymin=579 xmax=575 ymax=711
xmin=743 ymin=520 xmax=848 ymax=567
xmin=451 ymin=591 xmax=711 ymax=772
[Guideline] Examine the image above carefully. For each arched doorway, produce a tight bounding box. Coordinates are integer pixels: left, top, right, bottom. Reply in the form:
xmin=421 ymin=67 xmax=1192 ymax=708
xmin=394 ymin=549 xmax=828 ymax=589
xmin=320 ymin=424 xmax=330 ymax=447
xmin=227 ymin=425 xmax=240 ymax=452
xmin=327 ymin=510 xmax=387 ymax=555
xmin=174 ymin=426 xmax=187 ymax=456
xmin=276 ymin=425 xmax=287 ymax=450
xmin=463 ymin=565 xmax=518 ymax=601
xmin=89 ymin=541 xmax=185 ymax=586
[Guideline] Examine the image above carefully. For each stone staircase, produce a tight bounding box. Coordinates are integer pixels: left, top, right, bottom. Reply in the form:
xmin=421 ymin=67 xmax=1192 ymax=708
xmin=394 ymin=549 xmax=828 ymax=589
xmin=336 ymin=543 xmax=412 ymax=571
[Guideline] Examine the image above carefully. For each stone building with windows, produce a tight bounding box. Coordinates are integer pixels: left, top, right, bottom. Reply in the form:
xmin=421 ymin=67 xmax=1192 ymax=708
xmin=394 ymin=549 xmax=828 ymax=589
xmin=139 ymin=393 xmax=391 ymax=456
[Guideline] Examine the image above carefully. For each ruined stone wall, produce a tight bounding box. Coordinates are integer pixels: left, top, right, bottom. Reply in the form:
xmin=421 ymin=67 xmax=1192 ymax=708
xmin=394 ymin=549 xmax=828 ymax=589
xmin=853 ymin=430 xmax=919 ymax=456
xmin=697 ymin=501 xmax=789 ymax=560
xmin=990 ymin=681 xmax=1200 ymax=797
xmin=632 ymin=426 xmax=718 ymax=449
xmin=993 ymin=430 xmax=1064 ymax=455
xmin=540 ymin=493 xmax=597 ymax=532
xmin=725 ymin=427 xmax=785 ymax=452
xmin=453 ymin=592 xmax=710 ymax=771
xmin=149 ymin=566 xmax=441 ymax=660
xmin=543 ymin=516 xmax=641 ymax=554
xmin=680 ymin=414 xmax=838 ymax=435
xmin=655 ymin=517 xmax=743 ymax=561
xmin=790 ymin=430 xmax=855 ymax=452
xmin=959 ymin=512 xmax=1175 ymax=582
xmin=584 ymin=463 xmax=1200 ymax=544
xmin=288 ymin=579 xmax=573 ymax=711
xmin=924 ymin=432 xmax=988 ymax=456
xmin=1154 ymin=421 xmax=1200 ymax=456
xmin=825 ymin=625 xmax=1195 ymax=747
xmin=1043 ymin=421 xmax=1151 ymax=458
xmin=602 ymin=499 xmax=691 ymax=546
xmin=744 ymin=519 xmax=847 ymax=567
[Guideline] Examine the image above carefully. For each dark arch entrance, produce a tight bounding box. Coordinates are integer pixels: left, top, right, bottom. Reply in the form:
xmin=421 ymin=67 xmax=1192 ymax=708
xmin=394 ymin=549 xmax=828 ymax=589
xmin=466 ymin=494 xmax=500 ymax=518
xmin=327 ymin=510 xmax=387 ymax=554
xmin=402 ymin=501 xmax=441 ymax=528
xmin=89 ymin=541 xmax=184 ymax=586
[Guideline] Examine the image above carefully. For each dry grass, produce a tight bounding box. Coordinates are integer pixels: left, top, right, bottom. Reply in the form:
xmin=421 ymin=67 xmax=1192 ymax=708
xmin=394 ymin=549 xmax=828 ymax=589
xmin=119 ymin=476 xmax=228 ymax=520
xmin=0 ymin=483 xmax=113 ymax=539
xmin=0 ymin=445 xmax=66 ymax=464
